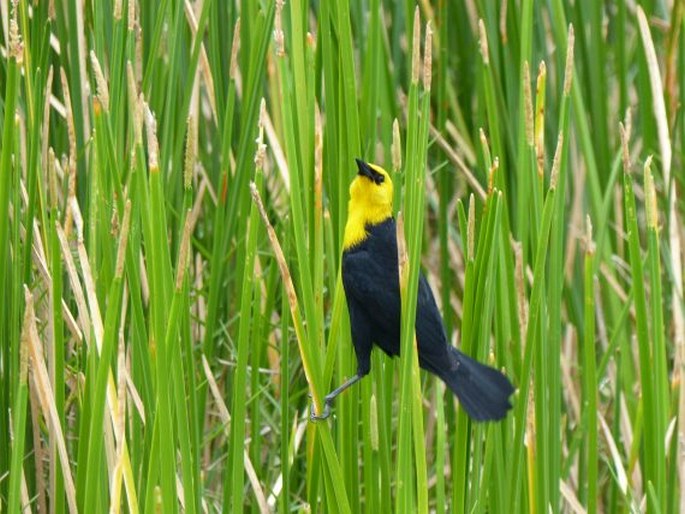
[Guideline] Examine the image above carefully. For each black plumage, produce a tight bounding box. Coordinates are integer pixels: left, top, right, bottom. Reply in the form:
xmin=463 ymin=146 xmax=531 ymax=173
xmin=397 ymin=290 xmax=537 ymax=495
xmin=341 ymin=217 xmax=514 ymax=421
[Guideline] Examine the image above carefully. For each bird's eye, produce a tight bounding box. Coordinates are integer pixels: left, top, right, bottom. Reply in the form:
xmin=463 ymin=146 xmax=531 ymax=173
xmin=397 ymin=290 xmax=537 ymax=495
xmin=374 ymin=175 xmax=384 ymax=185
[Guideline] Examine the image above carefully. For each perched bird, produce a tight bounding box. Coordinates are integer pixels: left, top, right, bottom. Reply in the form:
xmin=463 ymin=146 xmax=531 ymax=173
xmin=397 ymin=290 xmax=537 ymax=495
xmin=311 ymin=158 xmax=514 ymax=421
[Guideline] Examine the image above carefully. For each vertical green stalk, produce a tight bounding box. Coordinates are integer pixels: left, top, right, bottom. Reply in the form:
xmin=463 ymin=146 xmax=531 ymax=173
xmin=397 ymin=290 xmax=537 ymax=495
xmin=583 ymin=0 xmax=610 ymax=178
xmin=546 ymin=27 xmax=574 ymax=514
xmin=82 ymin=202 xmax=131 ymax=514
xmin=227 ymin=146 xmax=263 ymax=513
xmin=199 ymin=14 xmax=240 ymax=435
xmin=623 ymin=155 xmax=663 ymax=507
xmin=250 ymin=164 xmax=350 ymax=514
xmin=202 ymin=3 xmax=273 ymax=406
xmin=8 ymin=301 xmax=30 ymax=514
xmin=452 ymin=197 xmax=476 ymax=514
xmin=396 ymin=10 xmax=430 ymax=514
xmin=583 ymin=218 xmax=598 ymax=514
xmin=167 ymin=211 xmax=198 ymax=514
xmin=48 ymin=153 xmax=67 ymax=514
xmin=279 ymin=265 xmax=291 ymax=514
xmin=435 ymin=384 xmax=447 ymax=513
xmin=508 ymin=173 xmax=559 ymax=512
xmin=273 ymin=0 xmax=325 ymax=398
xmin=644 ymin=158 xmax=669 ymax=512
xmin=514 ymin=0 xmax=534 ymax=234
xmin=469 ymin=190 xmax=503 ymax=512
xmin=0 ymin=17 xmax=21 ymax=439
xmin=59 ymin=0 xmax=88 ymax=189
xmin=531 ymin=67 xmax=549 ymax=514
xmin=477 ymin=20 xmax=506 ymax=194
xmin=436 ymin=0 xmax=453 ymax=354
xmin=148 ymin=120 xmax=177 ymax=514
xmin=327 ymin=0 xmax=363 ymax=504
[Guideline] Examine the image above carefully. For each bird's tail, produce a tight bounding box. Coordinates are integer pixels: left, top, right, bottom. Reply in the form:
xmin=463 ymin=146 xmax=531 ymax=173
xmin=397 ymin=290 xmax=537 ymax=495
xmin=440 ymin=346 xmax=514 ymax=421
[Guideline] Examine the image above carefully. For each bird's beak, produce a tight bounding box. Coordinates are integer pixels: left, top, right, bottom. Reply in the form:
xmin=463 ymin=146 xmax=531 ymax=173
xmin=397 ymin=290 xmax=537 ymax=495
xmin=355 ymin=158 xmax=374 ymax=180
xmin=355 ymin=158 xmax=384 ymax=184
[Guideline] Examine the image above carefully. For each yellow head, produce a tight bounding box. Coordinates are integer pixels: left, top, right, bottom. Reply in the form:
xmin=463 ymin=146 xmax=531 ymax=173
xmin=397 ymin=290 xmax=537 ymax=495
xmin=343 ymin=159 xmax=394 ymax=249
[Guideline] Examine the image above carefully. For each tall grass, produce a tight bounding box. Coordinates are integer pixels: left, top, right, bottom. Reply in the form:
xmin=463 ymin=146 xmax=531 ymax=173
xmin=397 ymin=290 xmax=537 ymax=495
xmin=1 ymin=0 xmax=684 ymax=512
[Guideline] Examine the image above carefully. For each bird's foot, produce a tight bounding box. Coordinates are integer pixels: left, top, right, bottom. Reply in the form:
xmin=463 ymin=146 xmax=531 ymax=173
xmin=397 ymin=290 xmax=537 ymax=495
xmin=309 ymin=397 xmax=332 ymax=421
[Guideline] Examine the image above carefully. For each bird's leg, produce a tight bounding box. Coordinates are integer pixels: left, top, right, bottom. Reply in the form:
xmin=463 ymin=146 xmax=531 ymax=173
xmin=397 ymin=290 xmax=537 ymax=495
xmin=324 ymin=374 xmax=363 ymax=404
xmin=310 ymin=374 xmax=363 ymax=421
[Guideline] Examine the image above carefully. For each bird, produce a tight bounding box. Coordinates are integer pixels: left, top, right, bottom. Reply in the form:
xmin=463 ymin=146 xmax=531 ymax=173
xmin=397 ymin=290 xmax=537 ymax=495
xmin=310 ymin=158 xmax=514 ymax=421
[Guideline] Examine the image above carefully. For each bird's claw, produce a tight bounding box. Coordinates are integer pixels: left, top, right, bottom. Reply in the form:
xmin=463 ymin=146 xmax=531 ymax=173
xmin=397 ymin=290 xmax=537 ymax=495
xmin=309 ymin=399 xmax=332 ymax=422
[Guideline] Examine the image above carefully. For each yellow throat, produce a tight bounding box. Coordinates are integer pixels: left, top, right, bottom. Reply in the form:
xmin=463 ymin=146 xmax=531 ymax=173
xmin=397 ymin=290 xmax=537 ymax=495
xmin=343 ymin=161 xmax=394 ymax=250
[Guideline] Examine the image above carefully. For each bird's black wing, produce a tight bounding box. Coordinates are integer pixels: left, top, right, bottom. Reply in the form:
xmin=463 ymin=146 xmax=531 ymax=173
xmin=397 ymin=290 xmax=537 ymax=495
xmin=342 ymin=247 xmax=401 ymax=356
xmin=344 ymin=293 xmax=374 ymax=375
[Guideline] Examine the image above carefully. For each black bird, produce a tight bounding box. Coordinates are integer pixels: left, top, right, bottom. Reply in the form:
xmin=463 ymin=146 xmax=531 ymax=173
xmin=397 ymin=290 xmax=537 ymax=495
xmin=311 ymin=158 xmax=514 ymax=421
